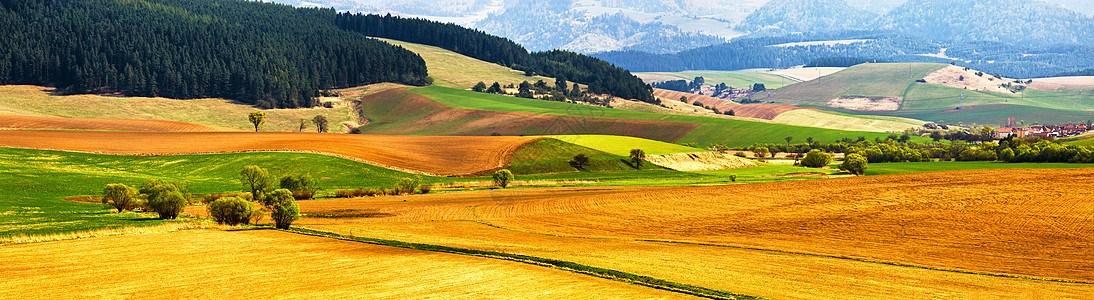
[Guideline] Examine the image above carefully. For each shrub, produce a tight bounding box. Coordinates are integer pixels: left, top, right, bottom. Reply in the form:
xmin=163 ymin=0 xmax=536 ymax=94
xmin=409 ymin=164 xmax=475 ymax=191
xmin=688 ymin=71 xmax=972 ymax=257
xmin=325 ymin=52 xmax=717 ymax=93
xmin=734 ymin=151 xmax=747 ymax=158
xmin=840 ymin=153 xmax=868 ymax=176
xmin=753 ymin=147 xmax=770 ymax=158
xmin=292 ymin=191 xmax=314 ymax=200
xmin=629 ymin=149 xmax=646 ymax=168
xmin=140 ymin=179 xmax=187 ymax=219
xmin=397 ymin=177 xmax=421 ymax=195
xmin=800 ymin=149 xmax=833 ymax=168
xmin=280 ymin=174 xmax=320 ymax=196
xmin=493 ymin=169 xmax=514 ymax=188
xmin=240 ymin=165 xmax=273 ymax=200
xmin=102 ymin=183 xmax=139 ymax=212
xmin=419 ymin=185 xmax=433 ymax=194
xmin=265 ymin=189 xmax=299 ymax=229
xmin=207 ymin=197 xmax=258 ymax=226
xmin=729 ymin=174 xmax=737 ymax=182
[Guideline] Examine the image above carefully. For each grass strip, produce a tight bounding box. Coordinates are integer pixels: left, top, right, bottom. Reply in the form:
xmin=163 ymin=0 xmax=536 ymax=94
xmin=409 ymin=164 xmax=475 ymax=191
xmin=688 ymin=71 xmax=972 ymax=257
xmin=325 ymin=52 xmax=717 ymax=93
xmin=286 ymin=226 xmax=765 ymax=300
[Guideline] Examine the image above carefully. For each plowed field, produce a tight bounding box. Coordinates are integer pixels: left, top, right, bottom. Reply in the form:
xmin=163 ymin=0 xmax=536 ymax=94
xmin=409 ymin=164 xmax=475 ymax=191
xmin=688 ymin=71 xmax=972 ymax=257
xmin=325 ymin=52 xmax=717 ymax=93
xmin=289 ymin=169 xmax=1094 ymax=298
xmin=0 ymin=130 xmax=537 ymax=176
xmin=0 ymin=229 xmax=687 ymax=299
xmin=653 ymin=89 xmax=802 ymax=120
xmin=0 ymin=115 xmax=236 ymax=132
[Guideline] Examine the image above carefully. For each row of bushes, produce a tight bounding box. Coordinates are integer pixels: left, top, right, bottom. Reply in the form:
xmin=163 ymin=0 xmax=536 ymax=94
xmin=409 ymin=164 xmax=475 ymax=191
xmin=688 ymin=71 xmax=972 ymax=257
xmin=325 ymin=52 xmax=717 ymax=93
xmin=333 ymin=177 xmax=431 ymax=198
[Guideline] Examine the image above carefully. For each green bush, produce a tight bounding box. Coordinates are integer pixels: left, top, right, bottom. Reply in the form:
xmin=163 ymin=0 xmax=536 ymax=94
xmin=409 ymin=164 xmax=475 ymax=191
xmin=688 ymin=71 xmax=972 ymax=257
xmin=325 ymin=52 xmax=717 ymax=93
xmin=419 ymin=185 xmax=433 ymax=194
xmin=800 ymin=149 xmax=832 ymax=168
xmin=397 ymin=177 xmax=422 ymax=195
xmin=140 ymin=179 xmax=188 ymax=219
xmin=840 ymin=153 xmax=868 ymax=176
xmin=280 ymin=174 xmax=320 ymax=199
xmin=207 ymin=197 xmax=258 ymax=226
xmin=493 ymin=169 xmax=514 ymax=188
xmin=265 ymin=189 xmax=299 ymax=229
xmin=102 ymin=183 xmax=139 ymax=212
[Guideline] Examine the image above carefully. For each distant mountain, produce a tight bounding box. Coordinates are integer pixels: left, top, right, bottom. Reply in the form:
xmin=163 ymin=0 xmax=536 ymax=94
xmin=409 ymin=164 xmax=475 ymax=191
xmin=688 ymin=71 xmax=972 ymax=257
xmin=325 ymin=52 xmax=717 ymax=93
xmin=876 ymin=0 xmax=1094 ymax=46
xmin=735 ymin=0 xmax=875 ymax=35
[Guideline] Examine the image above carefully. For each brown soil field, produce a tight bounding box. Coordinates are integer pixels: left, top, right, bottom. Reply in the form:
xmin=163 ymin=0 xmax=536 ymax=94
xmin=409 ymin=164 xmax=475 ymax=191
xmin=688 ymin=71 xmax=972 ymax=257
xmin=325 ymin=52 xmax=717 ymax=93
xmin=0 ymin=115 xmax=237 ymax=132
xmin=0 ymin=229 xmax=688 ymax=299
xmin=0 ymin=130 xmax=537 ymax=176
xmin=653 ymin=89 xmax=802 ymax=120
xmin=282 ymin=169 xmax=1094 ymax=298
xmin=359 ymin=89 xmax=698 ymax=142
xmin=1031 ymin=76 xmax=1094 ymax=91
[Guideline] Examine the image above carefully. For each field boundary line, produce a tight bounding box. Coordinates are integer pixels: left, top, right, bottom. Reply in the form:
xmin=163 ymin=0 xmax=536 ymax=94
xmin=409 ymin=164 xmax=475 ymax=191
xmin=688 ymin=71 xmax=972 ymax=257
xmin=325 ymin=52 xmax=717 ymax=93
xmin=642 ymin=239 xmax=1094 ymax=285
xmin=285 ymin=226 xmax=767 ymax=300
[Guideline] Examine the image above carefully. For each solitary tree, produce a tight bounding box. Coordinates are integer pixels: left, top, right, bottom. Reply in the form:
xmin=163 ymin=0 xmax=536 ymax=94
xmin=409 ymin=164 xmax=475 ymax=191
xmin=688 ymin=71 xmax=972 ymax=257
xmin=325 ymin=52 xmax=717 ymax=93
xmin=629 ymin=149 xmax=646 ymax=168
xmin=487 ymin=82 xmax=502 ymax=94
xmin=754 ymin=147 xmax=770 ymax=158
xmin=248 ymin=111 xmax=266 ymax=132
xmin=240 ymin=165 xmax=274 ymax=200
xmin=570 ymin=154 xmax=591 ymax=169
xmin=102 ymin=183 xmax=139 ymax=212
xmin=298 ymin=119 xmax=308 ymax=132
xmin=800 ymin=149 xmax=833 ymax=168
xmin=472 ymin=81 xmax=487 ymax=92
xmin=840 ymin=153 xmax=869 ymax=176
xmin=396 ymin=176 xmax=421 ymax=195
xmin=312 ymin=115 xmax=329 ymax=133
xmin=752 ymin=83 xmax=767 ymax=92
xmin=493 ymin=169 xmax=514 ymax=188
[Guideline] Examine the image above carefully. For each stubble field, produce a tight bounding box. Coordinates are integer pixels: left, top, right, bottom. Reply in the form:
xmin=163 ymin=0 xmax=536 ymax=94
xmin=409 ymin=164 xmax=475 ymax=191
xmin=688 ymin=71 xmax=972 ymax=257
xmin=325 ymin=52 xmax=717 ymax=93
xmin=276 ymin=168 xmax=1094 ymax=298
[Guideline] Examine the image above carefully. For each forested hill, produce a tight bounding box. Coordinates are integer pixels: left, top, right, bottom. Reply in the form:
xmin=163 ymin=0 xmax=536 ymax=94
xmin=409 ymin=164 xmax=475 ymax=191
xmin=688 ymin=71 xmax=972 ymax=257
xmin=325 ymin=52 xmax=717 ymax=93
xmin=335 ymin=13 xmax=656 ymax=103
xmin=0 ymin=0 xmax=429 ymax=108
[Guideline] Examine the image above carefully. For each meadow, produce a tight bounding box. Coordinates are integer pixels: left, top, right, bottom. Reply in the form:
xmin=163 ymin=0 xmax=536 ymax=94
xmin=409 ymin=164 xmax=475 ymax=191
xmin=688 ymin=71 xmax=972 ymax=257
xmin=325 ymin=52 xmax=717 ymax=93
xmin=637 ymin=70 xmax=797 ymax=89
xmin=752 ymin=63 xmax=948 ymax=105
xmin=379 ymin=39 xmax=552 ymax=90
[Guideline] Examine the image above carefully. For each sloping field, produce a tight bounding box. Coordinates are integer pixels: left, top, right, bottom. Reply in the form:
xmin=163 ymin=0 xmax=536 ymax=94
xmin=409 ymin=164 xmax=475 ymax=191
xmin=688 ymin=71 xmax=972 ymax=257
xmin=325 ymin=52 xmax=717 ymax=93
xmin=654 ymin=88 xmax=804 ymax=120
xmin=541 ymin=135 xmax=702 ymax=156
xmin=379 ymin=39 xmax=552 ymax=90
xmin=754 ymin=63 xmax=947 ymax=106
xmin=0 ymin=130 xmax=536 ymax=176
xmin=1031 ymin=76 xmax=1094 ymax=91
xmin=772 ymin=109 xmax=924 ymax=132
xmin=358 ymin=88 xmax=699 ymax=142
xmin=766 ymin=67 xmax=845 ymax=82
xmin=410 ymin=86 xmax=917 ymax=147
xmin=293 ymin=169 xmax=1094 ymax=298
xmin=0 ymin=229 xmax=686 ymax=299
xmin=0 ymin=85 xmax=360 ymax=133
xmin=0 ymin=115 xmax=237 ymax=132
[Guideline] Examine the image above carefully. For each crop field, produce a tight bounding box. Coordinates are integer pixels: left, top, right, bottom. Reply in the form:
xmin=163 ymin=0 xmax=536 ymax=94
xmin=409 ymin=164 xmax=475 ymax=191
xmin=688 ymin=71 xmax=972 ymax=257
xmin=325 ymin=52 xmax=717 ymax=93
xmin=294 ymin=168 xmax=1094 ymax=298
xmin=379 ymin=39 xmax=552 ymax=90
xmin=752 ymin=63 xmax=947 ymax=106
xmin=0 ymin=130 xmax=536 ymax=176
xmin=636 ymin=70 xmax=798 ymax=89
xmin=0 ymin=229 xmax=685 ymax=298
xmin=0 ymin=85 xmax=359 ymax=133
xmin=539 ymin=135 xmax=702 ymax=156
xmin=771 ymin=109 xmax=924 ymax=132
xmin=0 ymin=115 xmax=237 ymax=132
xmin=507 ymin=139 xmax=665 ymax=174
xmin=410 ymin=86 xmax=921 ymax=147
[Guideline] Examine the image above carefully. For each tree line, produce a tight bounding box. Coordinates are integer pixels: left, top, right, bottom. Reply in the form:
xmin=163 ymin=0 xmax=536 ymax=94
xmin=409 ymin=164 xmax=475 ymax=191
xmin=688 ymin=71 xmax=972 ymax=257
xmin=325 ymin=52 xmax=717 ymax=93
xmin=0 ymin=0 xmax=428 ymax=108
xmin=333 ymin=13 xmax=656 ymax=104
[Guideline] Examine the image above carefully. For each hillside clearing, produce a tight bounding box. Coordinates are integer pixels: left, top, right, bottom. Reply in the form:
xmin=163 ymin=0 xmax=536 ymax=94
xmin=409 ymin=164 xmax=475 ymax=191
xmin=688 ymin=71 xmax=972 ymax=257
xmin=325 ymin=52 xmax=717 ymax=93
xmin=541 ymin=135 xmax=703 ymax=156
xmin=0 ymin=130 xmax=536 ymax=176
xmin=378 ymin=38 xmax=551 ymax=90
xmin=0 ymin=85 xmax=359 ymax=133
xmin=0 ymin=229 xmax=688 ymax=299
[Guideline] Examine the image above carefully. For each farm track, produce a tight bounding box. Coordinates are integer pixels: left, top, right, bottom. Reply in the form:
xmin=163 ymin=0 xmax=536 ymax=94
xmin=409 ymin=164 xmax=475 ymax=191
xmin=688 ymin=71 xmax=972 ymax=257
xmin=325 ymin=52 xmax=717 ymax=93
xmin=0 ymin=130 xmax=537 ymax=177
xmin=0 ymin=229 xmax=691 ymax=299
xmin=281 ymin=169 xmax=1094 ymax=298
xmin=0 ymin=115 xmax=238 ymax=132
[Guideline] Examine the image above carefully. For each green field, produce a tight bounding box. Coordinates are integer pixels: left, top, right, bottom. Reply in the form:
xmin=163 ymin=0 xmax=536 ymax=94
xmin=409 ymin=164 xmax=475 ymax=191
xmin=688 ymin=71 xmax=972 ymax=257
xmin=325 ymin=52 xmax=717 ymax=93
xmin=508 ymin=139 xmax=664 ymax=174
xmin=754 ymin=63 xmax=948 ymax=105
xmin=379 ymin=39 xmax=552 ymax=90
xmin=540 ymin=135 xmax=704 ymax=156
xmin=637 ymin=71 xmax=796 ymax=89
xmin=866 ymin=161 xmax=1094 ymax=175
xmin=411 ymin=86 xmax=921 ymax=147
xmin=901 ymin=83 xmax=1094 ymax=111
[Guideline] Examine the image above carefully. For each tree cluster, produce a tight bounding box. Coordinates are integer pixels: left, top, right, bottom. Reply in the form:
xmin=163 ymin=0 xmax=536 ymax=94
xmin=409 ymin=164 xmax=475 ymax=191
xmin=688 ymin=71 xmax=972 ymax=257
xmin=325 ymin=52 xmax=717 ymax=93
xmin=100 ymin=179 xmax=190 ymax=220
xmin=0 ymin=0 xmax=429 ymax=108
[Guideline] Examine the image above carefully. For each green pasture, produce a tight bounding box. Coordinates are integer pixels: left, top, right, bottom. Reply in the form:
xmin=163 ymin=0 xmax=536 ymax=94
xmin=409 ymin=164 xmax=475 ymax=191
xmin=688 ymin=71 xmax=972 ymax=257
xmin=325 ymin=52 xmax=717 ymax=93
xmin=638 ymin=71 xmax=796 ymax=89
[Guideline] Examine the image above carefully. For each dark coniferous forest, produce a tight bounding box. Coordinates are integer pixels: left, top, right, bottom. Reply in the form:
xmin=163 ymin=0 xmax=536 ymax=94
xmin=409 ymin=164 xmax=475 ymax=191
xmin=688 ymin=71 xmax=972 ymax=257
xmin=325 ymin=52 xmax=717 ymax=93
xmin=0 ymin=0 xmax=429 ymax=108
